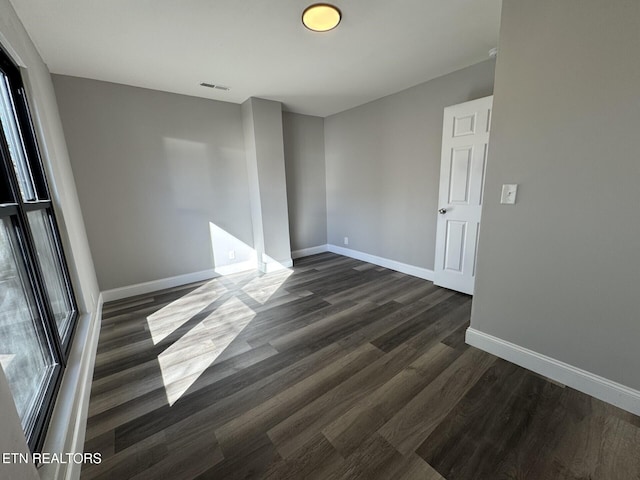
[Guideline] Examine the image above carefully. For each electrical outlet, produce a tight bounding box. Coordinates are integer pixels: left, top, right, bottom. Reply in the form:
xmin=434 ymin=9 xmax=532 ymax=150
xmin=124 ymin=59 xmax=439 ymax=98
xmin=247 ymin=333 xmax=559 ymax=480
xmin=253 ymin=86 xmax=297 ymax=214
xmin=500 ymin=184 xmax=518 ymax=204
xmin=228 ymin=250 xmax=236 ymax=260
xmin=344 ymin=237 xmax=349 ymax=245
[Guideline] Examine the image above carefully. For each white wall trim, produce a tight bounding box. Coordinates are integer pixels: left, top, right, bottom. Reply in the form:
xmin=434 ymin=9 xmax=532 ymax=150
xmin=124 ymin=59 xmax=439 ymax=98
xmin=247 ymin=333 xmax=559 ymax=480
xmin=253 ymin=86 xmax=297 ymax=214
xmin=260 ymin=258 xmax=294 ymax=273
xmin=40 ymin=294 xmax=103 ymax=480
xmin=327 ymin=244 xmax=434 ymax=281
xmin=291 ymin=245 xmax=329 ymax=259
xmin=64 ymin=294 xmax=103 ymax=480
xmin=0 ymin=30 xmax=27 ymax=67
xmin=214 ymin=260 xmax=257 ymax=276
xmin=101 ymin=269 xmax=218 ymax=302
xmin=466 ymin=327 xmax=640 ymax=417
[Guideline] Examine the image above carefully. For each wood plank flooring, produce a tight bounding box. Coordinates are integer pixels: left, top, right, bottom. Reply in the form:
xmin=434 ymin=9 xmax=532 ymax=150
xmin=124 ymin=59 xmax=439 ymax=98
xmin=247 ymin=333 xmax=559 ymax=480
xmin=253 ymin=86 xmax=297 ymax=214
xmin=81 ymin=253 xmax=640 ymax=480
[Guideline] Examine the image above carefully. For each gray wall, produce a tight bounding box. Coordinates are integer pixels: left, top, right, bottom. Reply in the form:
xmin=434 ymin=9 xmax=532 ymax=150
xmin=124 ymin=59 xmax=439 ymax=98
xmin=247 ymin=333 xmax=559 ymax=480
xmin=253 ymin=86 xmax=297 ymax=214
xmin=324 ymin=60 xmax=495 ymax=270
xmin=53 ymin=75 xmax=254 ymax=290
xmin=282 ymin=112 xmax=327 ymax=251
xmin=472 ymin=0 xmax=640 ymax=390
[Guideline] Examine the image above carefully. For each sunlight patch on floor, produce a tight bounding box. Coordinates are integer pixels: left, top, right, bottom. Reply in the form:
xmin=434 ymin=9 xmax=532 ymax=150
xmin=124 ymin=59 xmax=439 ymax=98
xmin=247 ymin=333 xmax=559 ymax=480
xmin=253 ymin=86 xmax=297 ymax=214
xmin=146 ymin=282 xmax=223 ymax=345
xmin=158 ymin=296 xmax=255 ymax=405
xmin=242 ymin=269 xmax=293 ymax=304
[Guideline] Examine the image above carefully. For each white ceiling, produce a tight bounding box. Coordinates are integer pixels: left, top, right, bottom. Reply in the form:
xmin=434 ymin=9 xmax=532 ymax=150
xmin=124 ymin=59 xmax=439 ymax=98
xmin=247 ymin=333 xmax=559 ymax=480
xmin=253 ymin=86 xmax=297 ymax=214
xmin=10 ymin=0 xmax=502 ymax=117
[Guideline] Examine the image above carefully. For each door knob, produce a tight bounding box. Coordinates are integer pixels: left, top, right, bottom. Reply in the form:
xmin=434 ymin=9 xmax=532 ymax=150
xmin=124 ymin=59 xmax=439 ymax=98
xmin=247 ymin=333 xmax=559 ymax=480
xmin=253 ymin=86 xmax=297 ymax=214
xmin=438 ymin=208 xmax=447 ymax=215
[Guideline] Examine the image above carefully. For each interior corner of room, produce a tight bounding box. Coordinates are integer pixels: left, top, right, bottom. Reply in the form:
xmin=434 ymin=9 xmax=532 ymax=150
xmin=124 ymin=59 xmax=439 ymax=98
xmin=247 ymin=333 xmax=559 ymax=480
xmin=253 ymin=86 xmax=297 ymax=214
xmin=1 ymin=0 xmax=639 ymax=478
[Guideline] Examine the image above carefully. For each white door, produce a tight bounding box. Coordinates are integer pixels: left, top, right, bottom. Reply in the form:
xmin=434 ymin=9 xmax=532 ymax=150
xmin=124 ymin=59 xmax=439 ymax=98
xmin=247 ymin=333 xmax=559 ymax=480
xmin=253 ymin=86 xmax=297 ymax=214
xmin=434 ymin=96 xmax=492 ymax=295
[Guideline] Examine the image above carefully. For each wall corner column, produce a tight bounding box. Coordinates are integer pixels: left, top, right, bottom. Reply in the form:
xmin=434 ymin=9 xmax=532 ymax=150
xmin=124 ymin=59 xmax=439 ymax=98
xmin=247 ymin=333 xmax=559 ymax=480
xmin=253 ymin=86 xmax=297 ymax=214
xmin=241 ymin=97 xmax=292 ymax=272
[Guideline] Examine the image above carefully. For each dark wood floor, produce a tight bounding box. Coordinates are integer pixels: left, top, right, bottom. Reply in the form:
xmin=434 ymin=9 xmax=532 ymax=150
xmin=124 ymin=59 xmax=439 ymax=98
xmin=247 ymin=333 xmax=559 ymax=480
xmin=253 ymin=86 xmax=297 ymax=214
xmin=81 ymin=253 xmax=640 ymax=480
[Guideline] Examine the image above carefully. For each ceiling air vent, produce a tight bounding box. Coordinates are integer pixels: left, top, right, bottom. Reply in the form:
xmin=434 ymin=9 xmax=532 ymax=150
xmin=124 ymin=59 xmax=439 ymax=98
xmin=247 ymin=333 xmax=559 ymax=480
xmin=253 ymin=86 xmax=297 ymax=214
xmin=200 ymin=82 xmax=230 ymax=91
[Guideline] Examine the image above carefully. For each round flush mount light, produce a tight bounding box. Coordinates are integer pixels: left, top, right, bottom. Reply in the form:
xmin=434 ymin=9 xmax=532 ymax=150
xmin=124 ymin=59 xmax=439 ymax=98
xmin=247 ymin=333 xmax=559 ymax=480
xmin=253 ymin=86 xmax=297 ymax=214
xmin=302 ymin=4 xmax=342 ymax=32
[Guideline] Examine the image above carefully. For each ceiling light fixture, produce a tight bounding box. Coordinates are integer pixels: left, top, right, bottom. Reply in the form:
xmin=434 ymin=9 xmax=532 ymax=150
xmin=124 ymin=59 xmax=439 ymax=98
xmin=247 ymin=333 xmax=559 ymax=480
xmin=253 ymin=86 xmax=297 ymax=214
xmin=302 ymin=4 xmax=342 ymax=32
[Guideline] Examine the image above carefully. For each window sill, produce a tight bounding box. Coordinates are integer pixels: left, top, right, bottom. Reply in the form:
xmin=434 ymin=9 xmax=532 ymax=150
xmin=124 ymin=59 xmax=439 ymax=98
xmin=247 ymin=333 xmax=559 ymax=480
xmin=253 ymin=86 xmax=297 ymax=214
xmin=37 ymin=296 xmax=103 ymax=480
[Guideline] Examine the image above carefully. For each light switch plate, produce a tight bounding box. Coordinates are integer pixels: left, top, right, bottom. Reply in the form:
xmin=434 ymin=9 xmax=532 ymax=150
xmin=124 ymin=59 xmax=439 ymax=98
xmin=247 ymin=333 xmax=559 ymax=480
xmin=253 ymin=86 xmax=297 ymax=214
xmin=501 ymin=184 xmax=518 ymax=204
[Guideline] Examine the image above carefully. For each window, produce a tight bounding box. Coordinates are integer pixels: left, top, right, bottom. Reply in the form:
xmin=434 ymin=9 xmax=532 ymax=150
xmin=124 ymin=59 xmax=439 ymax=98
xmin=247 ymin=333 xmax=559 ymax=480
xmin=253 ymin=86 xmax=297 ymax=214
xmin=0 ymin=48 xmax=77 ymax=452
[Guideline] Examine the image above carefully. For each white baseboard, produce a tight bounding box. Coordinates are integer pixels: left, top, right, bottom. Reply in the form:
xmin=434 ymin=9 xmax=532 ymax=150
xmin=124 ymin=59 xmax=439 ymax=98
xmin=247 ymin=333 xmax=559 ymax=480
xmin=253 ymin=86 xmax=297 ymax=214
xmin=101 ymin=269 xmax=218 ymax=302
xmin=466 ymin=327 xmax=640 ymax=417
xmin=291 ymin=245 xmax=329 ymax=259
xmin=261 ymin=258 xmax=294 ymax=273
xmin=102 ymin=245 xmax=431 ymax=303
xmin=215 ymin=260 xmax=256 ymax=276
xmin=327 ymin=244 xmax=434 ymax=281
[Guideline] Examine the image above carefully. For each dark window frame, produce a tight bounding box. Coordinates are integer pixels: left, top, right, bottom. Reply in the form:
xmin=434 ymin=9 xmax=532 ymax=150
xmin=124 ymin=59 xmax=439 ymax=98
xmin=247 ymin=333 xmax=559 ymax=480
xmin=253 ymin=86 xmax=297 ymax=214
xmin=0 ymin=47 xmax=78 ymax=453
